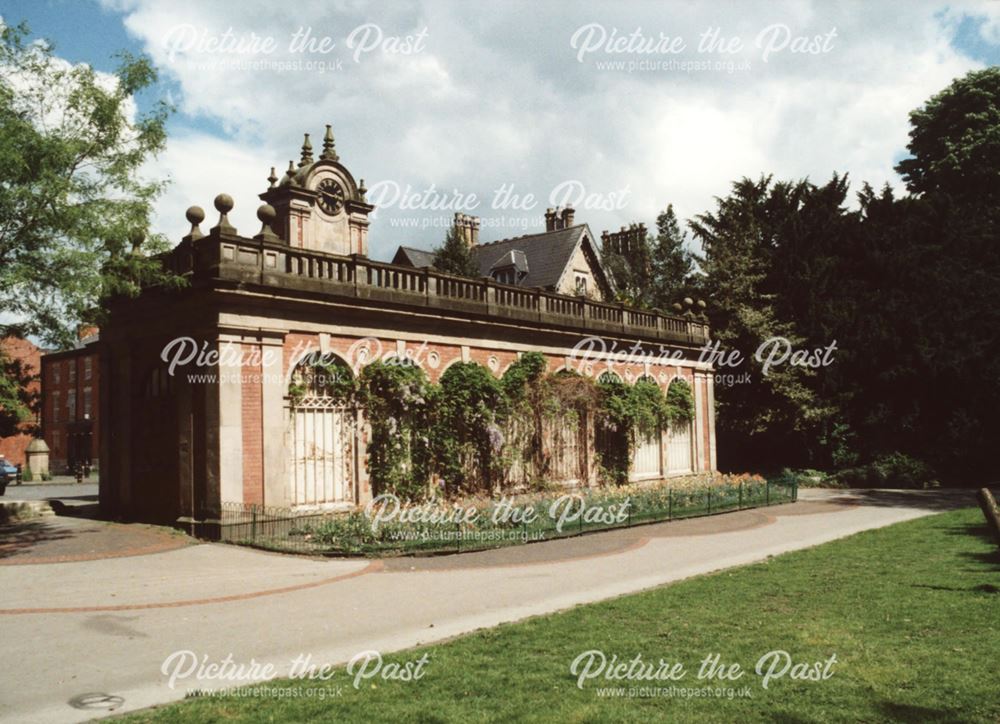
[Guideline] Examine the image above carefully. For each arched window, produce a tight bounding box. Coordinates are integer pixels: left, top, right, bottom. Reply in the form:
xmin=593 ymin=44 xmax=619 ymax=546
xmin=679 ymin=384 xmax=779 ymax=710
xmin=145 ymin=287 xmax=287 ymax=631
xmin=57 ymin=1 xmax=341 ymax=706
xmin=666 ymin=379 xmax=693 ymax=473
xmin=287 ymin=357 xmax=356 ymax=506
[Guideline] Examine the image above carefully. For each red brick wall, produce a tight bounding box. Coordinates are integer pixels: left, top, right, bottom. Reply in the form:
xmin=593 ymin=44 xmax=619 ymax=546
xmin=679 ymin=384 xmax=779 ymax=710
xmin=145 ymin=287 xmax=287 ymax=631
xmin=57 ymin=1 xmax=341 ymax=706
xmin=280 ymin=334 xmax=698 ymax=394
xmin=241 ymin=344 xmax=264 ymax=505
xmin=39 ymin=347 xmax=100 ymax=472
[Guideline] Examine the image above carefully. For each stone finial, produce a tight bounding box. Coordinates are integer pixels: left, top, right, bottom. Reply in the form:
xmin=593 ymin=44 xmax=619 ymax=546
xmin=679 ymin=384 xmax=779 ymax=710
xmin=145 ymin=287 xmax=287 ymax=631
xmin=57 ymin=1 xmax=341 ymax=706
xmin=299 ymin=133 xmax=314 ymax=167
xmin=285 ymin=160 xmax=299 ymax=187
xmin=267 ymin=166 xmax=278 ymax=188
xmin=358 ymin=178 xmax=367 ymax=201
xmin=185 ymin=205 xmax=205 ymax=240
xmin=254 ymin=203 xmax=278 ymax=241
xmin=321 ymin=123 xmax=338 ymax=161
xmin=213 ymin=193 xmax=236 ymax=233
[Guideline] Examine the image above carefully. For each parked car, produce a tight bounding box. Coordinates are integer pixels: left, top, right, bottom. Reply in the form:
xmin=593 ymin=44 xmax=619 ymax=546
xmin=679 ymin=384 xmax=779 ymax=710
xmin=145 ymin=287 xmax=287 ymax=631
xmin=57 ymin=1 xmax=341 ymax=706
xmin=0 ymin=459 xmax=17 ymax=495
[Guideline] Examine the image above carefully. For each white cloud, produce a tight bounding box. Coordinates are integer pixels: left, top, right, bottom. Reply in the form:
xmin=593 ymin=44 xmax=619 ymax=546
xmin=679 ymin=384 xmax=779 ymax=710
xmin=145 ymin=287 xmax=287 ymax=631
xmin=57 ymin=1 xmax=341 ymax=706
xmin=145 ymin=132 xmax=280 ymax=240
xmin=106 ymin=0 xmax=998 ymax=258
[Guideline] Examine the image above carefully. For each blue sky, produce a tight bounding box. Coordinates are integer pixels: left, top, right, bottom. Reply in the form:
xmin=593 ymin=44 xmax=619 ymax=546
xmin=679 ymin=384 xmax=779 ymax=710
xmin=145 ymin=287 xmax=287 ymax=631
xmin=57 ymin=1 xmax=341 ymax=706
xmin=3 ymin=0 xmax=1000 ymax=260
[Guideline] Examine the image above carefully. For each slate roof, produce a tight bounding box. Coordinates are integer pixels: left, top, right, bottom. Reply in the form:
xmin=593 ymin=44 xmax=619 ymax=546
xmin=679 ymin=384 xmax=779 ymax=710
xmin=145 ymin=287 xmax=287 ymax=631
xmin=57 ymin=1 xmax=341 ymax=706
xmin=390 ymin=224 xmax=614 ymax=298
xmin=391 ymin=246 xmax=437 ymax=268
xmin=473 ymin=225 xmax=588 ymax=290
xmin=488 ymin=249 xmax=529 ymax=275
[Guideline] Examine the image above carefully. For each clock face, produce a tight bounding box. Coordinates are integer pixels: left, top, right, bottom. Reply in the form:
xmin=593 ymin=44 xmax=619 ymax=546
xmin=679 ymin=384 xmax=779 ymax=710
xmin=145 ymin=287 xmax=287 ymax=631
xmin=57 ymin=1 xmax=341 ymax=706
xmin=316 ymin=178 xmax=345 ymax=215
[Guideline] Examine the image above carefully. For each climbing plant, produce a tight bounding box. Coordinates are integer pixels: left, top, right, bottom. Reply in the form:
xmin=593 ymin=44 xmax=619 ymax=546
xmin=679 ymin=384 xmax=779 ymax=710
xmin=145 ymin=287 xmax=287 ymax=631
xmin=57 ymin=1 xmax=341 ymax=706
xmin=287 ymin=355 xmax=357 ymax=407
xmin=431 ymin=362 xmax=505 ymax=496
xmin=356 ymin=359 xmax=433 ymax=500
xmin=500 ymin=356 xmax=601 ymax=489
xmin=595 ymin=373 xmax=634 ymax=485
xmin=302 ymin=348 xmax=700 ymax=500
xmin=592 ymin=373 xmax=694 ymax=484
xmin=665 ymin=377 xmax=696 ymax=427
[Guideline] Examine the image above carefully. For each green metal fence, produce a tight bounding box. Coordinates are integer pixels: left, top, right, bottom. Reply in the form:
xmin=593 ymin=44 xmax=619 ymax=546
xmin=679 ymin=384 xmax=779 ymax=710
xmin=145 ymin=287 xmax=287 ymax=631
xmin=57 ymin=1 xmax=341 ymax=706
xmin=218 ymin=479 xmax=797 ymax=557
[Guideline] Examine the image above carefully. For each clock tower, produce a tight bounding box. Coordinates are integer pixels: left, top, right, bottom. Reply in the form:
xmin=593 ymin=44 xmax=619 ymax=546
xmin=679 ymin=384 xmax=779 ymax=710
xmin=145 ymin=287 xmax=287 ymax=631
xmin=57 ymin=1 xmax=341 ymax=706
xmin=259 ymin=124 xmax=374 ymax=256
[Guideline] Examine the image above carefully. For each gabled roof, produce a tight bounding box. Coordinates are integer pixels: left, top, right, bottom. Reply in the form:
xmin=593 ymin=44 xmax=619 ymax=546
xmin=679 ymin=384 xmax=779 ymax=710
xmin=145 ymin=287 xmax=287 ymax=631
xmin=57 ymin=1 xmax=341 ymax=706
xmin=390 ymin=224 xmax=614 ymax=298
xmin=391 ymin=246 xmax=437 ymax=269
xmin=488 ymin=249 xmax=529 ymax=275
xmin=473 ymin=225 xmax=613 ymax=296
xmin=473 ymin=225 xmax=586 ymax=290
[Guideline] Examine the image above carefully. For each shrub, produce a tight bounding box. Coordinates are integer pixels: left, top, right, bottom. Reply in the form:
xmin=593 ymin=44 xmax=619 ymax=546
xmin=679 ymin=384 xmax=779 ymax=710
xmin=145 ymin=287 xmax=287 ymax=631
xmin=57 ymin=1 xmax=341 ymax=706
xmin=831 ymin=453 xmax=937 ymax=489
xmin=771 ymin=468 xmax=837 ymax=488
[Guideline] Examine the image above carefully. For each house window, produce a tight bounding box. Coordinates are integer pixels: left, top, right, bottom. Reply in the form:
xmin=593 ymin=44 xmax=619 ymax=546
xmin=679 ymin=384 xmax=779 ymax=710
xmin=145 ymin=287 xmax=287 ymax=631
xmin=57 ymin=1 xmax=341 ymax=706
xmin=68 ymin=360 xmax=76 ymax=383
xmin=52 ymin=364 xmax=61 ymax=386
xmin=84 ymin=357 xmax=92 ymax=381
xmin=51 ymin=392 xmax=61 ymax=423
xmin=574 ymin=274 xmax=589 ymax=295
xmin=83 ymin=388 xmax=92 ymax=417
xmin=67 ymin=390 xmax=76 ymax=420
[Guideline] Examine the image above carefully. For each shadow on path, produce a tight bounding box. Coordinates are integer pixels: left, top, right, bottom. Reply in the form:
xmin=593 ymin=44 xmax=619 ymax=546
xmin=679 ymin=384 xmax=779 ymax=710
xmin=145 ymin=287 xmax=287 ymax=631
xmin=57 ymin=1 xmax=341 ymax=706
xmin=825 ymin=488 xmax=983 ymax=512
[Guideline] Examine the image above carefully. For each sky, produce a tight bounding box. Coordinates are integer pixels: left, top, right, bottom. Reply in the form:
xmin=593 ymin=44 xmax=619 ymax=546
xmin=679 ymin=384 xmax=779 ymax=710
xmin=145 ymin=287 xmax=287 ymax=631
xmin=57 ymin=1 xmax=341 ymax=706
xmin=3 ymin=0 xmax=1000 ymax=261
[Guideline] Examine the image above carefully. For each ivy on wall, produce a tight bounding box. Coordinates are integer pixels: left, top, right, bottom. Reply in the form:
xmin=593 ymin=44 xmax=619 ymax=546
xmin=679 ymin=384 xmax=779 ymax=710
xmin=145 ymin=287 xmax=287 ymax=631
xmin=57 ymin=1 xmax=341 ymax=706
xmin=666 ymin=377 xmax=696 ymax=426
xmin=500 ymin=356 xmax=601 ymax=490
xmin=288 ymin=352 xmax=697 ymax=500
xmin=356 ymin=360 xmax=433 ymax=500
xmin=432 ymin=362 xmax=505 ymax=496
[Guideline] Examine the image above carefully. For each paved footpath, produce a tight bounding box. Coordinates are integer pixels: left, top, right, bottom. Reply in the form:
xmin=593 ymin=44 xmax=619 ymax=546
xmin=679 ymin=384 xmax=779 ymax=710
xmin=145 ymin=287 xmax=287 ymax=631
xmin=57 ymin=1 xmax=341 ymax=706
xmin=0 ymin=488 xmax=973 ymax=723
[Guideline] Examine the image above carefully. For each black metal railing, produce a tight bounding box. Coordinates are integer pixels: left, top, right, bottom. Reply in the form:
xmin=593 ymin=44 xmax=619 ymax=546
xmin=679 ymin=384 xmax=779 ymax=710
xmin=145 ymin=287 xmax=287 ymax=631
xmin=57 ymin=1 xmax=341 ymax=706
xmin=218 ymin=480 xmax=797 ymax=557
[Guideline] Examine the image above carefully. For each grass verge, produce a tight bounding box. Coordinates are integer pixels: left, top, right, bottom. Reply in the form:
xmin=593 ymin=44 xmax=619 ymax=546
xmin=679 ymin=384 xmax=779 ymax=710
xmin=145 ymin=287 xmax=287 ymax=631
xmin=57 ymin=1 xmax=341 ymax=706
xmin=128 ymin=507 xmax=1000 ymax=723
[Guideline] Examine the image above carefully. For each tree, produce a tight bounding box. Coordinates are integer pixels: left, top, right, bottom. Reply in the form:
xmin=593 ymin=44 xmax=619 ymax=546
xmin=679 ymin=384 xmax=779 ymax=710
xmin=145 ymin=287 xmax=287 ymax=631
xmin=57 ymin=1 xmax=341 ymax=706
xmin=691 ymin=176 xmax=835 ymax=469
xmin=600 ymin=205 xmax=695 ymax=308
xmin=432 ymin=224 xmax=479 ymax=277
xmin=0 ymin=347 xmax=37 ymax=437
xmin=600 ymin=238 xmax=649 ymax=305
xmin=649 ymin=204 xmax=695 ymax=309
xmin=896 ymin=67 xmax=1000 ymax=199
xmin=0 ymin=22 xmax=177 ymax=350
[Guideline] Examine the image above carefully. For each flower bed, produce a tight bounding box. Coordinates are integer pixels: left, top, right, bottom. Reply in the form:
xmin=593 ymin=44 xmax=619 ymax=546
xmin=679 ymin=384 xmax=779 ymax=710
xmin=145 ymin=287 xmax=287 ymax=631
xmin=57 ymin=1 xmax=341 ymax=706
xmin=220 ymin=473 xmax=795 ymax=556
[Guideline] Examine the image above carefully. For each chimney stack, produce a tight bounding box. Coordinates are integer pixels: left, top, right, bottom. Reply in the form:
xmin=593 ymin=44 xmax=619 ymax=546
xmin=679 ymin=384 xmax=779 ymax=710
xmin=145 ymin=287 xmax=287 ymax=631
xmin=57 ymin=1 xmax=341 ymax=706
xmin=545 ymin=208 xmax=558 ymax=232
xmin=561 ymin=206 xmax=575 ymax=227
xmin=453 ymin=213 xmax=481 ymax=248
xmin=601 ymin=222 xmax=648 ymax=256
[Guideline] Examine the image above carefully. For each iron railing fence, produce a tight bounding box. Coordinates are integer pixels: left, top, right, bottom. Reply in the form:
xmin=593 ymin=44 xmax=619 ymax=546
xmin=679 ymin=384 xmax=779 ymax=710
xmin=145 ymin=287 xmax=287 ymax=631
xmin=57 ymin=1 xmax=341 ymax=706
xmin=218 ymin=480 xmax=797 ymax=557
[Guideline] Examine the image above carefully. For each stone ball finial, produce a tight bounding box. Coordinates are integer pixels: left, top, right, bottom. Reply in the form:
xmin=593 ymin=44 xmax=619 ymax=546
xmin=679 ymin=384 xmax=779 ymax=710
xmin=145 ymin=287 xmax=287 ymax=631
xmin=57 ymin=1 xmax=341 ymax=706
xmin=186 ymin=205 xmax=205 ymax=225
xmin=257 ymin=203 xmax=276 ymax=224
xmin=130 ymin=229 xmax=144 ymax=253
xmin=683 ymin=297 xmax=694 ymax=307
xmin=214 ymin=194 xmax=234 ymax=214
xmin=697 ymin=299 xmax=706 ymax=310
xmin=254 ymin=203 xmax=278 ymax=241
xmin=672 ymin=302 xmax=683 ymax=312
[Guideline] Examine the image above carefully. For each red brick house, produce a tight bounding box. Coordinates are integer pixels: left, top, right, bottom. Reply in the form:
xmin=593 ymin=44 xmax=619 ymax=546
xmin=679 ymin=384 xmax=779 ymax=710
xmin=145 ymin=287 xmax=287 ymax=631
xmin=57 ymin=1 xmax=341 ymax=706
xmin=40 ymin=331 xmax=100 ymax=473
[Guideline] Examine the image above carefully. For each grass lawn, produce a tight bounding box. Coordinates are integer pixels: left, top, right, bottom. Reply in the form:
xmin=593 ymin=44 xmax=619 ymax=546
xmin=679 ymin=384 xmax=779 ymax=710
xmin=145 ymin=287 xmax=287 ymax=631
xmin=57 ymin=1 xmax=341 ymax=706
xmin=129 ymin=507 xmax=1000 ymax=723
